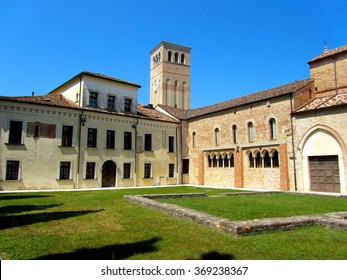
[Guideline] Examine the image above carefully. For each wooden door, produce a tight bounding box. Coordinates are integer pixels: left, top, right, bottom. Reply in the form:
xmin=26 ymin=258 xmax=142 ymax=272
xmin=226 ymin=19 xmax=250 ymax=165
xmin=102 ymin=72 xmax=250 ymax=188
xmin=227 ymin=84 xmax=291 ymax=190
xmin=102 ymin=160 xmax=117 ymax=187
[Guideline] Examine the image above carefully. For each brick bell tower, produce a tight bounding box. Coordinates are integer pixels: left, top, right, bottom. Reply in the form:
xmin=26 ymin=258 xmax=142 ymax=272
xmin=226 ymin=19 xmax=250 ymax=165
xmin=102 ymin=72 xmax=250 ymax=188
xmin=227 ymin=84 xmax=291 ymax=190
xmin=150 ymin=41 xmax=191 ymax=109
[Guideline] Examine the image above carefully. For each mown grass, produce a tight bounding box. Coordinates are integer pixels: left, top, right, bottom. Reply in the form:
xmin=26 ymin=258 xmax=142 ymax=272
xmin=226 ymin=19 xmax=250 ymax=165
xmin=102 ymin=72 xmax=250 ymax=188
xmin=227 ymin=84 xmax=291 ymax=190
xmin=0 ymin=186 xmax=347 ymax=260
xmin=157 ymin=193 xmax=347 ymax=220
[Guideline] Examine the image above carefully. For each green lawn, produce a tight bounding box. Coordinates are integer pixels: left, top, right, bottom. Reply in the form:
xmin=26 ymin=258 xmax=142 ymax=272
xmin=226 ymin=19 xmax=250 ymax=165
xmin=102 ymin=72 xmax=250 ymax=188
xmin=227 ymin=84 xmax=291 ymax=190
xmin=1 ymin=186 xmax=347 ymax=260
xmin=157 ymin=193 xmax=347 ymax=220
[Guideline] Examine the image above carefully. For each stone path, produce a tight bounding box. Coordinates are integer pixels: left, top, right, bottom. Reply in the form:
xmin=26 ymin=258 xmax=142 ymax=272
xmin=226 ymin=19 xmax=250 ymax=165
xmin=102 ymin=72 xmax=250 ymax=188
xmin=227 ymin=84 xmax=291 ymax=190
xmin=124 ymin=193 xmax=347 ymax=236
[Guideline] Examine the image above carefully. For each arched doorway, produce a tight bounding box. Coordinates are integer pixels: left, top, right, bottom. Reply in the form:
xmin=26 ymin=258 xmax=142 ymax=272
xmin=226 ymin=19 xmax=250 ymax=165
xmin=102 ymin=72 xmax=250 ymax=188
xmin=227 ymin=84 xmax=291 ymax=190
xmin=302 ymin=129 xmax=344 ymax=193
xmin=102 ymin=160 xmax=117 ymax=187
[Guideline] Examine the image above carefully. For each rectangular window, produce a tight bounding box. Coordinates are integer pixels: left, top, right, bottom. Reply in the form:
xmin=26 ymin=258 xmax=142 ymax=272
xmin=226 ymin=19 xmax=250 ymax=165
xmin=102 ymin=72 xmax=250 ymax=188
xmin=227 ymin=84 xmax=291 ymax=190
xmin=86 ymin=162 xmax=96 ymax=179
xmin=144 ymin=163 xmax=152 ymax=178
xmin=124 ymin=98 xmax=132 ymax=112
xmin=61 ymin=125 xmax=73 ymax=146
xmin=59 ymin=162 xmax=71 ymax=180
xmin=169 ymin=164 xmax=175 ymax=178
xmin=89 ymin=92 xmax=98 ymax=107
xmin=6 ymin=160 xmax=20 ymax=180
xmin=144 ymin=134 xmax=152 ymax=151
xmin=123 ymin=163 xmax=131 ymax=179
xmin=106 ymin=130 xmax=115 ymax=149
xmin=124 ymin=131 xmax=132 ymax=150
xmin=8 ymin=120 xmax=23 ymax=144
xmin=183 ymin=159 xmax=189 ymax=174
xmin=107 ymin=95 xmax=115 ymax=111
xmin=87 ymin=128 xmax=97 ymax=148
xmin=168 ymin=136 xmax=175 ymax=152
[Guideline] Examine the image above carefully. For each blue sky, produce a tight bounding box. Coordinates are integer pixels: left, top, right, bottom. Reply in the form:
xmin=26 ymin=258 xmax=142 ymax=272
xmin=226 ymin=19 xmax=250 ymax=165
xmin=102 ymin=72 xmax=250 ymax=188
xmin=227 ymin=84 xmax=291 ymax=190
xmin=1 ymin=0 xmax=346 ymax=108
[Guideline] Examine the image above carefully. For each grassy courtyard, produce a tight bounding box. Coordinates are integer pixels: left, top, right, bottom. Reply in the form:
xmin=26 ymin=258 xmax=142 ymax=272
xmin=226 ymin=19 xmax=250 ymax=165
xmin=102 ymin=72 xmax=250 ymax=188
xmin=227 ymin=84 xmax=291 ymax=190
xmin=0 ymin=186 xmax=347 ymax=260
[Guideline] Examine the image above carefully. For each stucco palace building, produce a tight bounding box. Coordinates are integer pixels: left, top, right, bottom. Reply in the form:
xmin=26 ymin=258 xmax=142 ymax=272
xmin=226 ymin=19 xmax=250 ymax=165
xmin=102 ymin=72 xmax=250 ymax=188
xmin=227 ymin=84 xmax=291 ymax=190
xmin=1 ymin=42 xmax=347 ymax=194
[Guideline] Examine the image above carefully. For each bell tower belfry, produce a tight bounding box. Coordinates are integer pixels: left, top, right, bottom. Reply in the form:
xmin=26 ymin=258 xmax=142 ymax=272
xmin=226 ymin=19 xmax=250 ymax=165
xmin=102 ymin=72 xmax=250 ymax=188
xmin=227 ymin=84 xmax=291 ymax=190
xmin=150 ymin=41 xmax=191 ymax=109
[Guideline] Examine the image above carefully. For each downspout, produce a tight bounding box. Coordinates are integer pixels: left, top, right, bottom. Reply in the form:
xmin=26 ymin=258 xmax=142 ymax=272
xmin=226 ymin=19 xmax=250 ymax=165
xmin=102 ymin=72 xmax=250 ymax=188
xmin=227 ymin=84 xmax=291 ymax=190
xmin=76 ymin=76 xmax=83 ymax=189
xmin=176 ymin=124 xmax=180 ymax=185
xmin=290 ymin=93 xmax=297 ymax=191
xmin=132 ymin=118 xmax=139 ymax=186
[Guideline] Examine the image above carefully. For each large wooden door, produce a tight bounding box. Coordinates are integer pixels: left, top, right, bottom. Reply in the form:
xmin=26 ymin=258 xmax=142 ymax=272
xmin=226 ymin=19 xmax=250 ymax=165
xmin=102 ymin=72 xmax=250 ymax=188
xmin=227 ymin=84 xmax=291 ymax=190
xmin=102 ymin=160 xmax=117 ymax=187
xmin=309 ymin=156 xmax=340 ymax=193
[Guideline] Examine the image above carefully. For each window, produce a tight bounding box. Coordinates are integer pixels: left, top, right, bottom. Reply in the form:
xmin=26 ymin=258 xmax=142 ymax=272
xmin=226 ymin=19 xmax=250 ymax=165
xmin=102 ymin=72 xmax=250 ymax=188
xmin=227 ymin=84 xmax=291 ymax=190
xmin=168 ymin=136 xmax=175 ymax=152
xmin=34 ymin=125 xmax=40 ymax=138
xmin=249 ymin=153 xmax=255 ymax=168
xmin=174 ymin=52 xmax=179 ymax=63
xmin=269 ymin=118 xmax=277 ymax=140
xmin=255 ymin=152 xmax=262 ymax=168
xmin=232 ymin=125 xmax=238 ymax=144
xmin=6 ymin=160 xmax=20 ymax=180
xmin=124 ymin=131 xmax=132 ymax=150
xmin=144 ymin=163 xmax=152 ymax=178
xmin=124 ymin=98 xmax=132 ymax=112
xmin=192 ymin=132 xmax=197 ymax=148
xmin=168 ymin=51 xmax=172 ymax=62
xmin=86 ymin=162 xmax=96 ymax=179
xmin=272 ymin=150 xmax=279 ymax=168
xmin=218 ymin=156 xmax=223 ymax=168
xmin=87 ymin=128 xmax=97 ymax=148
xmin=248 ymin=122 xmax=254 ymax=142
xmin=264 ymin=151 xmax=271 ymax=168
xmin=144 ymin=134 xmax=152 ymax=151
xmin=106 ymin=130 xmax=115 ymax=149
xmin=59 ymin=162 xmax=71 ymax=180
xmin=181 ymin=53 xmax=185 ymax=64
xmin=123 ymin=163 xmax=131 ymax=179
xmin=169 ymin=164 xmax=175 ymax=178
xmin=214 ymin=128 xmax=220 ymax=146
xmin=8 ymin=120 xmax=23 ymax=144
xmin=107 ymin=95 xmax=115 ymax=111
xmin=224 ymin=156 xmax=229 ymax=168
xmin=62 ymin=125 xmax=73 ymax=147
xmin=89 ymin=92 xmax=98 ymax=107
xmin=183 ymin=159 xmax=189 ymax=174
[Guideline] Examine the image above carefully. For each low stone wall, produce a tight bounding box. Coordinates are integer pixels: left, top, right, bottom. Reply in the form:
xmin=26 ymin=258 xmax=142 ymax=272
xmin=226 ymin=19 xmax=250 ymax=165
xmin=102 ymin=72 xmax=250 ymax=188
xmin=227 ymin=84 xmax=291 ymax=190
xmin=124 ymin=193 xmax=347 ymax=236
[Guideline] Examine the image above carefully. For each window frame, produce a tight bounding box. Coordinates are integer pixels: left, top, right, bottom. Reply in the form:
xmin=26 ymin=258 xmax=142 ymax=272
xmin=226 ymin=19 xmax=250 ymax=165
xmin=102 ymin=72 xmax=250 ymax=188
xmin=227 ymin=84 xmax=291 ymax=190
xmin=168 ymin=163 xmax=175 ymax=178
xmin=248 ymin=122 xmax=255 ymax=143
xmin=106 ymin=129 xmax=116 ymax=149
xmin=269 ymin=118 xmax=277 ymax=140
xmin=89 ymin=91 xmax=98 ymax=107
xmin=123 ymin=163 xmax=132 ymax=179
xmin=124 ymin=98 xmax=132 ymax=112
xmin=59 ymin=161 xmax=72 ymax=180
xmin=5 ymin=160 xmax=21 ymax=180
xmin=124 ymin=131 xmax=132 ymax=150
xmin=87 ymin=128 xmax=98 ymax=148
xmin=144 ymin=163 xmax=152 ymax=179
xmin=61 ymin=125 xmax=73 ymax=147
xmin=107 ymin=95 xmax=116 ymax=111
xmin=8 ymin=120 xmax=24 ymax=144
xmin=232 ymin=125 xmax=238 ymax=144
xmin=168 ymin=136 xmax=175 ymax=152
xmin=144 ymin=133 xmax=152 ymax=151
xmin=85 ymin=161 xmax=96 ymax=179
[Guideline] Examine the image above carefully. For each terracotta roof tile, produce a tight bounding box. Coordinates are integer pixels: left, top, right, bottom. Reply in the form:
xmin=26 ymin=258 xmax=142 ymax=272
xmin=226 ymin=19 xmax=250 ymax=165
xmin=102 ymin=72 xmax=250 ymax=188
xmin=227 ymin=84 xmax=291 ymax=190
xmin=308 ymin=45 xmax=347 ymax=63
xmin=156 ymin=104 xmax=188 ymax=120
xmin=187 ymin=78 xmax=313 ymax=119
xmin=0 ymin=94 xmax=80 ymax=109
xmin=137 ymin=104 xmax=179 ymax=123
xmin=296 ymin=92 xmax=347 ymax=113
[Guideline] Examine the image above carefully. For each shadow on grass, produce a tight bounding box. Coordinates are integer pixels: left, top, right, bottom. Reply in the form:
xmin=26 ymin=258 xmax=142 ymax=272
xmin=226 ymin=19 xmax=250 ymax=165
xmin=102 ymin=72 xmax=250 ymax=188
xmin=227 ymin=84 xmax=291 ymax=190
xmin=200 ymin=251 xmax=235 ymax=260
xmin=0 ymin=194 xmax=53 ymax=201
xmin=0 ymin=209 xmax=102 ymax=230
xmin=0 ymin=204 xmax=62 ymax=216
xmin=37 ymin=237 xmax=161 ymax=260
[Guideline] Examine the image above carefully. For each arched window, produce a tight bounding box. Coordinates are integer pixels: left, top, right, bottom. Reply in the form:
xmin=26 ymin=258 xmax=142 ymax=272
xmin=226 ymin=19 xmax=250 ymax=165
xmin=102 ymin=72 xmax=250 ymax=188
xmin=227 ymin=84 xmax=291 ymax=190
xmin=181 ymin=53 xmax=185 ymax=64
xmin=212 ymin=155 xmax=218 ymax=168
xmin=214 ymin=128 xmax=220 ymax=146
xmin=269 ymin=118 xmax=277 ymax=140
xmin=264 ymin=150 xmax=271 ymax=168
xmin=192 ymin=131 xmax=197 ymax=148
xmin=232 ymin=125 xmax=238 ymax=144
xmin=249 ymin=152 xmax=254 ymax=168
xmin=168 ymin=51 xmax=172 ymax=62
xmin=255 ymin=152 xmax=262 ymax=168
xmin=174 ymin=52 xmax=179 ymax=63
xmin=218 ymin=155 xmax=223 ymax=168
xmin=223 ymin=155 xmax=229 ymax=168
xmin=174 ymin=80 xmax=178 ymax=107
xmin=230 ymin=153 xmax=235 ymax=168
xmin=208 ymin=154 xmax=212 ymax=168
xmin=248 ymin=122 xmax=254 ymax=142
xmin=272 ymin=150 xmax=279 ymax=168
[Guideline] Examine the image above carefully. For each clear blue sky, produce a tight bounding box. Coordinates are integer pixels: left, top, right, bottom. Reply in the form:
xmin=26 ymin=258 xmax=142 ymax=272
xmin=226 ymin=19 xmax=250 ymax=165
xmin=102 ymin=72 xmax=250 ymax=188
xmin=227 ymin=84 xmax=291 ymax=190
xmin=1 ymin=0 xmax=346 ymax=108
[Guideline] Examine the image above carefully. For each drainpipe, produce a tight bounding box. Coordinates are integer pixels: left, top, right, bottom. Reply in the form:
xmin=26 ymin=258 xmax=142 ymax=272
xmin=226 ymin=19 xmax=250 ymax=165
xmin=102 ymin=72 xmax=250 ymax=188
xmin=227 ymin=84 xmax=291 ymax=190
xmin=77 ymin=109 xmax=86 ymax=189
xmin=290 ymin=93 xmax=297 ymax=191
xmin=176 ymin=124 xmax=180 ymax=185
xmin=132 ymin=118 xmax=139 ymax=186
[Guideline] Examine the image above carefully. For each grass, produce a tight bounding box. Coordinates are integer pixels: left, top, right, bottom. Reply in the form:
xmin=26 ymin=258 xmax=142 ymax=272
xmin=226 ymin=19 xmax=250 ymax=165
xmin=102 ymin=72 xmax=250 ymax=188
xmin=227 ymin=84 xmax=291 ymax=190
xmin=157 ymin=193 xmax=347 ymax=220
xmin=0 ymin=186 xmax=347 ymax=260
